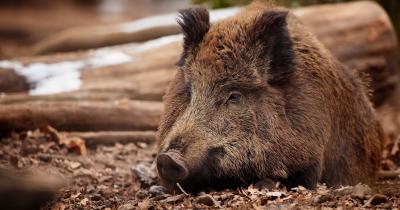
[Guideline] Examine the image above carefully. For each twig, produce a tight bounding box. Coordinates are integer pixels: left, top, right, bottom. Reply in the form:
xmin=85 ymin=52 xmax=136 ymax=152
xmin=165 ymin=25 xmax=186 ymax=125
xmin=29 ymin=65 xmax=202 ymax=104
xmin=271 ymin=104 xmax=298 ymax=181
xmin=176 ymin=182 xmax=189 ymax=196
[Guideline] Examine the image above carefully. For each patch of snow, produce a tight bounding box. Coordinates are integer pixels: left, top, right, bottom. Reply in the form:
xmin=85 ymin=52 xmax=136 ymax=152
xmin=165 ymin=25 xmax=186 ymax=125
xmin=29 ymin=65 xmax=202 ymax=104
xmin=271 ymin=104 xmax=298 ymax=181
xmin=119 ymin=7 xmax=241 ymax=33
xmin=131 ymin=34 xmax=183 ymax=52
xmin=0 ymin=6 xmax=243 ymax=96
xmin=89 ymin=50 xmax=132 ymax=68
xmin=292 ymin=9 xmax=305 ymax=17
xmin=209 ymin=7 xmax=241 ymax=22
xmin=119 ymin=14 xmax=177 ymax=33
xmin=0 ymin=50 xmax=133 ymax=95
xmin=29 ymin=65 xmax=82 ymax=95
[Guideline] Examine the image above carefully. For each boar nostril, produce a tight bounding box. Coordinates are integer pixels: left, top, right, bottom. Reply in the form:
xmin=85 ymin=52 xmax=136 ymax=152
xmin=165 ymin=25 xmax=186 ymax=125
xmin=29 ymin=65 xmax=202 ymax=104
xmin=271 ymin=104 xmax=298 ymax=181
xmin=156 ymin=152 xmax=189 ymax=182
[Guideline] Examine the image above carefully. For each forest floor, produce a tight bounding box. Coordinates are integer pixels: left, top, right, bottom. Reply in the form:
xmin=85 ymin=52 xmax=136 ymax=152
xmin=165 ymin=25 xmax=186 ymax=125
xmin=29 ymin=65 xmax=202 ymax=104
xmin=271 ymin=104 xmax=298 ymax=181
xmin=0 ymin=1 xmax=399 ymax=209
xmin=0 ymin=104 xmax=400 ymax=210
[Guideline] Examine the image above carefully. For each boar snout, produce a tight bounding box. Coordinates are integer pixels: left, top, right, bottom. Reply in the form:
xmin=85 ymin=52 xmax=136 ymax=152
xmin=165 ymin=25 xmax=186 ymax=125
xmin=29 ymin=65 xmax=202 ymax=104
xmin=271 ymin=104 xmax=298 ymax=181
xmin=157 ymin=152 xmax=189 ymax=182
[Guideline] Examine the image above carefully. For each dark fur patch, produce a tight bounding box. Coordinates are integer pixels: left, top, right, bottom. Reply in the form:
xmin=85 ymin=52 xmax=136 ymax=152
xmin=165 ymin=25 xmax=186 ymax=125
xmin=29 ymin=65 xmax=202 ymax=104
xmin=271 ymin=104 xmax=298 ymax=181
xmin=177 ymin=7 xmax=210 ymax=66
xmin=250 ymin=10 xmax=294 ymax=85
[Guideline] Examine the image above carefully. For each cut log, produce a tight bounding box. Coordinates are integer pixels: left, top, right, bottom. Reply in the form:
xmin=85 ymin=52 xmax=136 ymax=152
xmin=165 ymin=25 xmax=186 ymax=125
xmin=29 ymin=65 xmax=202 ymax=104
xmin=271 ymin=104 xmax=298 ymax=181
xmin=293 ymin=1 xmax=398 ymax=105
xmin=65 ymin=131 xmax=157 ymax=148
xmin=0 ymin=100 xmax=163 ymax=136
xmin=0 ymin=89 xmax=163 ymax=104
xmin=32 ymin=8 xmax=240 ymax=54
xmin=0 ymin=167 xmax=65 ymax=210
xmin=0 ymin=1 xmax=397 ymax=105
xmin=0 ymin=39 xmax=180 ymax=96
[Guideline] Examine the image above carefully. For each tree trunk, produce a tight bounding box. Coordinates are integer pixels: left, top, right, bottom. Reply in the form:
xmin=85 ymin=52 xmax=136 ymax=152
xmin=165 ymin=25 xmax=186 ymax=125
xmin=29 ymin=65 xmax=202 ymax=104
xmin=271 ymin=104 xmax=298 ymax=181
xmin=293 ymin=1 xmax=398 ymax=105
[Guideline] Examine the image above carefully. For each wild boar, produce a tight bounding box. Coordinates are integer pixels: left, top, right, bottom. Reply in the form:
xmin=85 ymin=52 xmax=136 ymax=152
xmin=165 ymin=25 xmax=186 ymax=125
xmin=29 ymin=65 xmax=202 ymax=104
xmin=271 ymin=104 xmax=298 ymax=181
xmin=156 ymin=2 xmax=384 ymax=193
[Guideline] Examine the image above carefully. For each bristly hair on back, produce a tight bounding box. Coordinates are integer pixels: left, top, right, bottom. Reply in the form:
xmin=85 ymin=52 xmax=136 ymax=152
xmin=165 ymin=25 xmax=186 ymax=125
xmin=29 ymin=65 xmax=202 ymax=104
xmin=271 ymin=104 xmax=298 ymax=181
xmin=176 ymin=7 xmax=210 ymax=67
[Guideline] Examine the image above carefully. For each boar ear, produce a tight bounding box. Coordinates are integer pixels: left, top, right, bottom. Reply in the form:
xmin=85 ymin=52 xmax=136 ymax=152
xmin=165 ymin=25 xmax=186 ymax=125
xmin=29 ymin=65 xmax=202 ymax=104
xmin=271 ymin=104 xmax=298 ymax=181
xmin=176 ymin=7 xmax=210 ymax=66
xmin=251 ymin=10 xmax=294 ymax=85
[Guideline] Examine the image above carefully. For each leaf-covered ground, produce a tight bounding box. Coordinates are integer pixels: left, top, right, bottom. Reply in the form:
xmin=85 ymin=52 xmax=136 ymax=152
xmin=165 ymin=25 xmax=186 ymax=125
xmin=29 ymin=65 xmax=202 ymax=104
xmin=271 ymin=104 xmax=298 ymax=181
xmin=0 ymin=122 xmax=399 ymax=210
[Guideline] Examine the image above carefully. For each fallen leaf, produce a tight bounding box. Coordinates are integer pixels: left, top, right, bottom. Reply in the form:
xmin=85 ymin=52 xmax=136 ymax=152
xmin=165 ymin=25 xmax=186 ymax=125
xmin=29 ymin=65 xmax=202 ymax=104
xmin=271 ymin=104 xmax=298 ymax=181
xmin=314 ymin=193 xmax=334 ymax=204
xmin=138 ymin=199 xmax=153 ymax=210
xmin=62 ymin=136 xmax=87 ymax=155
xmin=196 ymin=194 xmax=220 ymax=206
xmin=350 ymin=183 xmax=372 ymax=199
xmin=51 ymin=203 xmax=66 ymax=210
xmin=118 ymin=202 xmax=136 ymax=210
xmin=160 ymin=194 xmax=186 ymax=203
xmin=79 ymin=198 xmax=89 ymax=206
xmin=44 ymin=126 xmax=87 ymax=155
xmin=266 ymin=191 xmax=286 ymax=199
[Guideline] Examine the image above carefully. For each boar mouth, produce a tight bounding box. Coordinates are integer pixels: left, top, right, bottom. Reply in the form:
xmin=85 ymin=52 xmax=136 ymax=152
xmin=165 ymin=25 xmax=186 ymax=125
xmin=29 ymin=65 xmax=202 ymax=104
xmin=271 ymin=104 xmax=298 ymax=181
xmin=159 ymin=147 xmax=260 ymax=193
xmin=175 ymin=171 xmax=251 ymax=193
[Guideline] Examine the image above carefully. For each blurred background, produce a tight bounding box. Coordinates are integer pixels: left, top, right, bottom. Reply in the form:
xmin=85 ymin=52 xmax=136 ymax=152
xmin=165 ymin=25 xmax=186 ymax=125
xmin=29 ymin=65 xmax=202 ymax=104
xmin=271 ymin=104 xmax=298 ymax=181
xmin=0 ymin=0 xmax=189 ymax=58
xmin=197 ymin=0 xmax=400 ymax=51
xmin=0 ymin=0 xmax=398 ymax=59
xmin=0 ymin=0 xmax=399 ymax=133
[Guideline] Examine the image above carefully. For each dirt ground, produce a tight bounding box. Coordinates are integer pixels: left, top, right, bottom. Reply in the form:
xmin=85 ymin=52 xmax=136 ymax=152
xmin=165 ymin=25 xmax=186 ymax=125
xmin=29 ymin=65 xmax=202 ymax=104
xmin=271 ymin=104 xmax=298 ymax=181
xmin=0 ymin=1 xmax=399 ymax=209
xmin=0 ymin=104 xmax=399 ymax=210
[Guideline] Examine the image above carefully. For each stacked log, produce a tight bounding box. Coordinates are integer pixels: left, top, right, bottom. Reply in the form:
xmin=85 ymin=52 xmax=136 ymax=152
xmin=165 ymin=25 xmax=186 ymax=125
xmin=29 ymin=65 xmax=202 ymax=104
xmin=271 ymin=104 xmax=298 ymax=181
xmin=294 ymin=1 xmax=398 ymax=105
xmin=65 ymin=131 xmax=157 ymax=148
xmin=0 ymin=1 xmax=398 ymax=141
xmin=0 ymin=100 xmax=163 ymax=136
xmin=32 ymin=1 xmax=398 ymax=106
xmin=0 ymin=39 xmax=181 ymax=99
xmin=1 ymin=1 xmax=397 ymax=104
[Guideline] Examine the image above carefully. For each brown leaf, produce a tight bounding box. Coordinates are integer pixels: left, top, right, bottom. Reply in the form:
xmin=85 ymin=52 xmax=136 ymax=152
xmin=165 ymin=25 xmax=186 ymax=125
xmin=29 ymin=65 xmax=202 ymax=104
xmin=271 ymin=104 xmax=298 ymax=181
xmin=138 ymin=199 xmax=153 ymax=210
xmin=51 ymin=203 xmax=66 ymax=210
xmin=44 ymin=126 xmax=87 ymax=155
xmin=196 ymin=194 xmax=220 ymax=206
xmin=60 ymin=136 xmax=87 ymax=156
xmin=160 ymin=194 xmax=186 ymax=204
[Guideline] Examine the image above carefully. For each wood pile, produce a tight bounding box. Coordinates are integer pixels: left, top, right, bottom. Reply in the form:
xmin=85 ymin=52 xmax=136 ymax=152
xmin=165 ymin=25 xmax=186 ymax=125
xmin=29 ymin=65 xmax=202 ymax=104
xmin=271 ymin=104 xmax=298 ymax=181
xmin=0 ymin=1 xmax=398 ymax=145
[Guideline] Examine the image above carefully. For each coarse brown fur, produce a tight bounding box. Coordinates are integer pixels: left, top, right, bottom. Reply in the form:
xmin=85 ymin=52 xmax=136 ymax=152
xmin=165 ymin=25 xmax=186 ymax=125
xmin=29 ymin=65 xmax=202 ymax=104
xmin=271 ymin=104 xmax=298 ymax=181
xmin=157 ymin=2 xmax=384 ymax=193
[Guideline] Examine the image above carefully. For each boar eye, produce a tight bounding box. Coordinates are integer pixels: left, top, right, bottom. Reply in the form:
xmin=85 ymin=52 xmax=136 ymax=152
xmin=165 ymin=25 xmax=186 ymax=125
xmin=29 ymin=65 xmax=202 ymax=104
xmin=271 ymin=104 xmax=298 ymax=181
xmin=226 ymin=91 xmax=242 ymax=105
